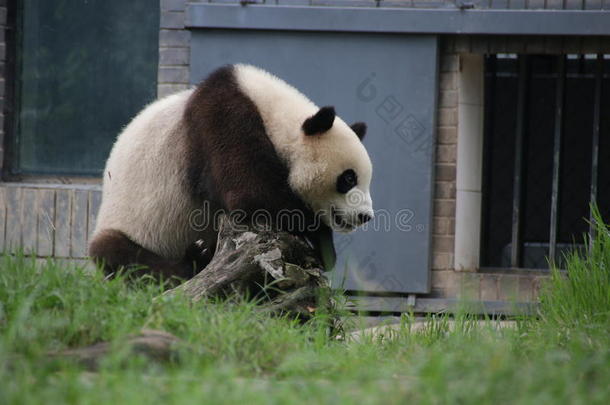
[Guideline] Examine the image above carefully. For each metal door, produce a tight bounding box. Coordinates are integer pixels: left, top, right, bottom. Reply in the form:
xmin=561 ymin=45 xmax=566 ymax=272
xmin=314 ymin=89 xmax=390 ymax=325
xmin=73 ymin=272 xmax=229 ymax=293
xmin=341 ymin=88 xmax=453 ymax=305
xmin=188 ymin=5 xmax=438 ymax=293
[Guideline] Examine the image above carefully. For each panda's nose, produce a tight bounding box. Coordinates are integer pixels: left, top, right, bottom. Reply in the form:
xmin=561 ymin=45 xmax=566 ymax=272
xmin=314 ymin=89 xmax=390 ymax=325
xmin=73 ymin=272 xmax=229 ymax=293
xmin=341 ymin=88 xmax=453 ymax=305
xmin=358 ymin=213 xmax=372 ymax=224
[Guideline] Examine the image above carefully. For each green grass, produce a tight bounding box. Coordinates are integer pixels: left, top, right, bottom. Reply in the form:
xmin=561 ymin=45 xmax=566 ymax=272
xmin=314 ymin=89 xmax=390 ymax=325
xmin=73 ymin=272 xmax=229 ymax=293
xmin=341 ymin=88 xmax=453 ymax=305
xmin=1 ymin=214 xmax=609 ymax=404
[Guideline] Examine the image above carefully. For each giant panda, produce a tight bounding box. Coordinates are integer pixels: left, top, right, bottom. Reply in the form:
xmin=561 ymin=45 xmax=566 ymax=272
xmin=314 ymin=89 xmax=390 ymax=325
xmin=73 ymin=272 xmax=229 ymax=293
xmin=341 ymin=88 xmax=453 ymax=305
xmin=89 ymin=64 xmax=374 ymax=279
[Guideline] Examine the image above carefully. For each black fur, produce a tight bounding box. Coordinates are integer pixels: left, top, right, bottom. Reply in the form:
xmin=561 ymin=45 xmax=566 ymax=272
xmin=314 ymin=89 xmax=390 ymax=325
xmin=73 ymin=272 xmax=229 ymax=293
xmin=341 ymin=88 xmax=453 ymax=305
xmin=302 ymin=106 xmax=336 ymax=135
xmin=183 ymin=65 xmax=336 ymax=266
xmin=184 ymin=66 xmax=311 ymax=224
xmin=350 ymin=122 xmax=367 ymax=140
xmin=336 ymin=169 xmax=357 ymax=194
xmin=89 ymin=229 xmax=204 ymax=281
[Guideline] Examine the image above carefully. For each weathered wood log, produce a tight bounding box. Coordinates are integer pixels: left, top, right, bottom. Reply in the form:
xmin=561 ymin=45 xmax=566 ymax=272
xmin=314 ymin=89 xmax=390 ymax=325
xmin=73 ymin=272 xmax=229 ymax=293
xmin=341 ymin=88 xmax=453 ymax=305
xmin=47 ymin=329 xmax=184 ymax=370
xmin=165 ymin=216 xmax=333 ymax=319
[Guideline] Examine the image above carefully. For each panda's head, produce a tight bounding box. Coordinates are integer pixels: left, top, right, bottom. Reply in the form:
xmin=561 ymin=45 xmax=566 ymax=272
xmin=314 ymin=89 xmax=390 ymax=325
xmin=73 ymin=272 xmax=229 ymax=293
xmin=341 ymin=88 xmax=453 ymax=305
xmin=289 ymin=106 xmax=374 ymax=233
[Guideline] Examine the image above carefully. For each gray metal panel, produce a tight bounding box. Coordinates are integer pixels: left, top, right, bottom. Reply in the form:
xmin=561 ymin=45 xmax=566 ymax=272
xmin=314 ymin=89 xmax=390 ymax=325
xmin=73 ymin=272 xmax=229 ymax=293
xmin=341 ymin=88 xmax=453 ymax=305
xmin=190 ymin=29 xmax=437 ymax=293
xmin=186 ymin=3 xmax=610 ymax=36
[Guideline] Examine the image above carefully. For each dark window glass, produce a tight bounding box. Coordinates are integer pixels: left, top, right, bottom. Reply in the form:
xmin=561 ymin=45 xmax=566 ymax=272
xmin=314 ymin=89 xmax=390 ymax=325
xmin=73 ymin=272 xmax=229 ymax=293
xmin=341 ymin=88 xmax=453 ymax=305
xmin=521 ymin=56 xmax=555 ymax=268
xmin=480 ymin=56 xmax=517 ymax=268
xmin=12 ymin=0 xmax=159 ymax=175
xmin=559 ymin=57 xmax=595 ymax=246
xmin=481 ymin=55 xmax=610 ymax=269
xmin=600 ymin=57 xmax=610 ymax=223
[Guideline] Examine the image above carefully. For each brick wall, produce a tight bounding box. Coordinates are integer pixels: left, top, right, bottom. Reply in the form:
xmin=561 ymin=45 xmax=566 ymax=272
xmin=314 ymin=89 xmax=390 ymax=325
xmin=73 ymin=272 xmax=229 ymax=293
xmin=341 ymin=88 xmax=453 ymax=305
xmin=0 ymin=0 xmax=6 ymax=170
xmin=432 ymin=43 xmax=458 ymax=277
xmin=157 ymin=0 xmax=610 ymax=303
xmin=158 ymin=0 xmax=191 ymax=98
xmin=0 ymin=0 xmax=600 ymax=307
xmin=428 ymin=34 xmax=610 ymax=301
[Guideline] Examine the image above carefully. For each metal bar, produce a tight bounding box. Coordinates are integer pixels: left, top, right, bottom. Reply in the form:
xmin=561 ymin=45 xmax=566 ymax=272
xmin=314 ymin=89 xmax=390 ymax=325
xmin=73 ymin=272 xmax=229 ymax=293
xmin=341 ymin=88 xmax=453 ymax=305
xmin=549 ymin=55 xmax=566 ymax=266
xmin=589 ymin=54 xmax=603 ymax=245
xmin=480 ymin=55 xmax=497 ymax=267
xmin=511 ymin=56 xmax=528 ymax=268
xmin=186 ymin=4 xmax=610 ymax=36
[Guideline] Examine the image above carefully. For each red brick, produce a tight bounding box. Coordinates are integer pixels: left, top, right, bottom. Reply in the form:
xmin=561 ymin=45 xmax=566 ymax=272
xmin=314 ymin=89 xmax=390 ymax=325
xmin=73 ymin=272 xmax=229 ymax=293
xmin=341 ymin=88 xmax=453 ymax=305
xmin=480 ymin=274 xmax=498 ymax=301
xmin=439 ymin=72 xmax=457 ymax=90
xmin=497 ymin=275 xmax=520 ymax=301
xmin=440 ymin=53 xmax=458 ymax=72
xmin=518 ymin=276 xmax=535 ymax=302
xmin=446 ymin=217 xmax=456 ymax=236
xmin=437 ymin=108 xmax=457 ymax=127
xmin=437 ymin=126 xmax=457 ymax=144
xmin=458 ymin=273 xmax=480 ymax=300
xmin=439 ymin=90 xmax=458 ymax=108
xmin=435 ymin=164 xmax=456 ymax=182
xmin=434 ymin=181 xmax=456 ymax=199
xmin=436 ymin=144 xmax=456 ymax=163
xmin=433 ymin=217 xmax=449 ymax=235
xmin=431 ymin=269 xmax=454 ymax=288
xmin=432 ymin=253 xmax=453 ymax=270
xmin=434 ymin=200 xmax=456 ymax=218
xmin=433 ymin=235 xmax=454 ymax=253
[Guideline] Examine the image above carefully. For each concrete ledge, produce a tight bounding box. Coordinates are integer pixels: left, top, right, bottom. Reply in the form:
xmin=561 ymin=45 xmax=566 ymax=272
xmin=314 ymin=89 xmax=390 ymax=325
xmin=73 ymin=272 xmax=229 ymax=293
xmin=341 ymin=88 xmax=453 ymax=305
xmin=346 ymin=295 xmax=538 ymax=315
xmin=187 ymin=3 xmax=610 ymax=36
xmin=347 ymin=318 xmax=517 ymax=342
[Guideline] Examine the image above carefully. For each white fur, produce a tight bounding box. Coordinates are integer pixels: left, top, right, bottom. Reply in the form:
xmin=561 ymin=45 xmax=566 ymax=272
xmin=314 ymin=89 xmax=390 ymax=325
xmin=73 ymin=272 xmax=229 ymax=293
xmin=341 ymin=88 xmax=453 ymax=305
xmin=94 ymin=65 xmax=374 ymax=260
xmin=93 ymin=89 xmax=210 ymax=259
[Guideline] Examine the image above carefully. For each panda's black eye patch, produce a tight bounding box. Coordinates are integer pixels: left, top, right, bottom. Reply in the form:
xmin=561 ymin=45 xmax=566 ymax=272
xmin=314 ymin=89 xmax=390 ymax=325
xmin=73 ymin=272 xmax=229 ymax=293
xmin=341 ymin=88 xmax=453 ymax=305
xmin=337 ymin=169 xmax=358 ymax=194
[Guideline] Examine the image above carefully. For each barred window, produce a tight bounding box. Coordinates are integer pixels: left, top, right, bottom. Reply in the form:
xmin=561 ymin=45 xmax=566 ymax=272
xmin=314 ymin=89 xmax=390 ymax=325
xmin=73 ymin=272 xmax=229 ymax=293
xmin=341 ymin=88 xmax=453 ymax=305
xmin=481 ymin=54 xmax=610 ymax=269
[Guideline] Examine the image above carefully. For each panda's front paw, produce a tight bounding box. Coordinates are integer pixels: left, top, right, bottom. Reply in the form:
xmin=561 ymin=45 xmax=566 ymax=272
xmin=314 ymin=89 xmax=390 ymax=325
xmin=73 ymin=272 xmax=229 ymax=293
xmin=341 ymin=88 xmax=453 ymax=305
xmin=185 ymin=238 xmax=211 ymax=264
xmin=193 ymin=239 xmax=208 ymax=257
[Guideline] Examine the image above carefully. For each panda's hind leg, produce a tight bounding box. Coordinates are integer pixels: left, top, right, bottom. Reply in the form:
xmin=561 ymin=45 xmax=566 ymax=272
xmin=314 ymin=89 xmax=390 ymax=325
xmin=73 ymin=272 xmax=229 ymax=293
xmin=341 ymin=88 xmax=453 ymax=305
xmin=89 ymin=229 xmax=200 ymax=281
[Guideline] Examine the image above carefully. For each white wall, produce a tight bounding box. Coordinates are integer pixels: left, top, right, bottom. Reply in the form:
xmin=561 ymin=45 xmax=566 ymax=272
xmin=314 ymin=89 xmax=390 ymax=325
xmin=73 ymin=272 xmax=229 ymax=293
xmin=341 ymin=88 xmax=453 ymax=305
xmin=454 ymin=54 xmax=484 ymax=271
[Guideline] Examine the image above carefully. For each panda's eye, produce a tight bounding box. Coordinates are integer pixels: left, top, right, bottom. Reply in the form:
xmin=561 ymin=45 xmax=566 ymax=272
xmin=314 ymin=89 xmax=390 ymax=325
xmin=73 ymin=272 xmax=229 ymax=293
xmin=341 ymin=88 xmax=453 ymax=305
xmin=336 ymin=169 xmax=358 ymax=194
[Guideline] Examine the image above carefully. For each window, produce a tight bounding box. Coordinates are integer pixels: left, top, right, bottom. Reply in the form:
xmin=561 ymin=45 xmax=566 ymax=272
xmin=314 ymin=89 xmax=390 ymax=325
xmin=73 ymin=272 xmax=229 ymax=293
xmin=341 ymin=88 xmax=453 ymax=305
xmin=481 ymin=54 xmax=610 ymax=269
xmin=8 ymin=0 xmax=159 ymax=176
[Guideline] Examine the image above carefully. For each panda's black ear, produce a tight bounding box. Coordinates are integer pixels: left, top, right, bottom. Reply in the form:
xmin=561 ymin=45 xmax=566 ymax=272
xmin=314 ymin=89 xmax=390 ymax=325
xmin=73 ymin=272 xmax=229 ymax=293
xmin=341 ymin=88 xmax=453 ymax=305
xmin=302 ymin=106 xmax=335 ymax=136
xmin=350 ymin=122 xmax=367 ymax=141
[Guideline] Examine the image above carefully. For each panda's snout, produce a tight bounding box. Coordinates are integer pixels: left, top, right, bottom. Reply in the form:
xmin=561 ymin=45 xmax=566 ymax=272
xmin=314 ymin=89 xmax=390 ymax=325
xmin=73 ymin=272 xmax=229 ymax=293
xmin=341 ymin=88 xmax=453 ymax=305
xmin=357 ymin=212 xmax=372 ymax=225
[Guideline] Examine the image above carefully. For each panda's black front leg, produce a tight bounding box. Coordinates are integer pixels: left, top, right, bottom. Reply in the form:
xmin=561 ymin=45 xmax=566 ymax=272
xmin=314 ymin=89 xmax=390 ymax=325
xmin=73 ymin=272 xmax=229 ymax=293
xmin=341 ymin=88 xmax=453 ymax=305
xmin=306 ymin=224 xmax=337 ymax=272
xmin=184 ymin=239 xmax=215 ymax=272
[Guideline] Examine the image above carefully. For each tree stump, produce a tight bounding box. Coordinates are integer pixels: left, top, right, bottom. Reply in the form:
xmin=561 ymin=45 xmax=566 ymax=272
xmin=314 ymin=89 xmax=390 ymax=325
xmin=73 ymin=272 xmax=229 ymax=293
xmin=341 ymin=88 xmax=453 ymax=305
xmin=164 ymin=216 xmax=333 ymax=319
